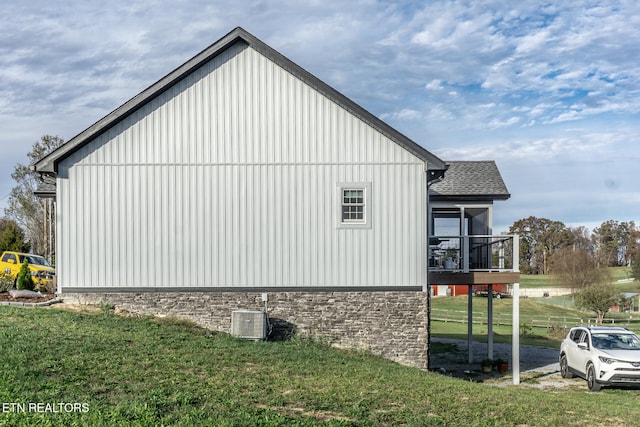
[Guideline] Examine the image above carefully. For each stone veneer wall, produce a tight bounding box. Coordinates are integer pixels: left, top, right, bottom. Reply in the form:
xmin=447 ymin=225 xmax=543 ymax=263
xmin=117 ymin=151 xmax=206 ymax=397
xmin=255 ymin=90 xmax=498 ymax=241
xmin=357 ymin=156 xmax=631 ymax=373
xmin=62 ymin=291 xmax=428 ymax=369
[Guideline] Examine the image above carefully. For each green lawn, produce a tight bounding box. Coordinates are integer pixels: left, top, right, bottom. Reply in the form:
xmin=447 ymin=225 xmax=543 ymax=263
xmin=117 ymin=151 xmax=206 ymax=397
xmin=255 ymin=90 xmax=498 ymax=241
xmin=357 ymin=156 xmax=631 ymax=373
xmin=519 ymin=266 xmax=633 ymax=288
xmin=431 ymin=296 xmax=584 ymax=347
xmin=610 ymin=266 xmax=633 ymax=282
xmin=432 ymin=274 xmax=640 ymax=348
xmin=3 ymin=305 xmax=640 ymax=426
xmin=519 ymin=273 xmax=557 ymax=288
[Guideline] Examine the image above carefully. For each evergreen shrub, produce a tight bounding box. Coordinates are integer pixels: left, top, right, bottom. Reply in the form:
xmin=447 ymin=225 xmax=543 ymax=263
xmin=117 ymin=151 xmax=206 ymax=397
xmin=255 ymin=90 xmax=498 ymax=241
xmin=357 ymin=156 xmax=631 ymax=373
xmin=16 ymin=260 xmax=35 ymax=291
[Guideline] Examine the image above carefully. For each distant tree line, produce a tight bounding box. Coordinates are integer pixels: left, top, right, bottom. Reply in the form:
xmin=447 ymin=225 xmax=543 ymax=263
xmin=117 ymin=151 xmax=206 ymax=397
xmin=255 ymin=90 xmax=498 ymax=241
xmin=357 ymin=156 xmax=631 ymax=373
xmin=508 ymin=216 xmax=639 ymax=323
xmin=509 ymin=216 xmax=639 ymax=276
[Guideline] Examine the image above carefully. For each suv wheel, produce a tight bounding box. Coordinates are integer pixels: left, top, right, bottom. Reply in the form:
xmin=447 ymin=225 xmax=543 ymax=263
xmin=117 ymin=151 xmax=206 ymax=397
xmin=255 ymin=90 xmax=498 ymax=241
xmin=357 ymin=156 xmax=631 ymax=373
xmin=587 ymin=364 xmax=602 ymax=392
xmin=560 ymin=354 xmax=573 ymax=379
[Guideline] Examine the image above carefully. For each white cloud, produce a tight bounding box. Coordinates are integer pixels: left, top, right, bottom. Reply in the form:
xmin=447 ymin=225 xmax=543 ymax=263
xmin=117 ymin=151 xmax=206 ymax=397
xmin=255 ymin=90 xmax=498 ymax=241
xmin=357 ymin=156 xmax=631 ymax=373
xmin=380 ymin=108 xmax=422 ymax=121
xmin=0 ymin=0 xmax=638 ymax=229
xmin=488 ymin=116 xmax=520 ymax=128
xmin=515 ymin=28 xmax=553 ymax=54
xmin=425 ymin=79 xmax=444 ymax=90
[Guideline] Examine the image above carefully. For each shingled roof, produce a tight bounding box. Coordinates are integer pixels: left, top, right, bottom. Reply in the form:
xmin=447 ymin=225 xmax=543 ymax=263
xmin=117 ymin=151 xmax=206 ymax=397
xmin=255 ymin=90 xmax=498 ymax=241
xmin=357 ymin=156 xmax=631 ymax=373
xmin=429 ymin=161 xmax=510 ymax=201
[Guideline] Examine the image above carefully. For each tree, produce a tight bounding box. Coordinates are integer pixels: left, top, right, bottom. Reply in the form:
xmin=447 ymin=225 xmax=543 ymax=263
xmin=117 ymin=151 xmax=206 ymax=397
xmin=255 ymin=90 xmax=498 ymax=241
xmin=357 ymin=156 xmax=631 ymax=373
xmin=627 ymin=227 xmax=640 ymax=267
xmin=592 ymin=220 xmax=637 ymax=267
xmin=569 ymin=226 xmax=595 ymax=253
xmin=550 ymin=245 xmax=608 ymax=292
xmin=574 ymin=283 xmax=622 ymax=325
xmin=4 ymin=135 xmax=63 ymax=256
xmin=508 ymin=216 xmax=574 ymax=274
xmin=0 ymin=218 xmax=30 ymax=253
xmin=632 ymin=253 xmax=640 ymax=282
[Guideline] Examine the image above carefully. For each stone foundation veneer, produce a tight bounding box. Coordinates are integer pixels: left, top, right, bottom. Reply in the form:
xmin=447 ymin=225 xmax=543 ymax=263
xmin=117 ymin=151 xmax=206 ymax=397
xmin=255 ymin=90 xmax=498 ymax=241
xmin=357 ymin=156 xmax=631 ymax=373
xmin=61 ymin=290 xmax=429 ymax=369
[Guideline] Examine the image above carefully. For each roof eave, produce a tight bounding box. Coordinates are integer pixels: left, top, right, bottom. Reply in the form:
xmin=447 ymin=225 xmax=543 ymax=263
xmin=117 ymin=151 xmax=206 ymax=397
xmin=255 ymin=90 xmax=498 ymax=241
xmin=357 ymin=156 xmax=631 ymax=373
xmin=429 ymin=194 xmax=511 ymax=202
xmin=33 ymin=190 xmax=56 ymax=199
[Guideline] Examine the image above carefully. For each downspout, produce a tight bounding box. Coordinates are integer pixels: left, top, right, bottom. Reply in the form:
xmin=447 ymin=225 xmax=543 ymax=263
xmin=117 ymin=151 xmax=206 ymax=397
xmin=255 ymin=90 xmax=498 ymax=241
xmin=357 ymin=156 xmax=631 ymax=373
xmin=425 ymin=167 xmax=446 ymax=370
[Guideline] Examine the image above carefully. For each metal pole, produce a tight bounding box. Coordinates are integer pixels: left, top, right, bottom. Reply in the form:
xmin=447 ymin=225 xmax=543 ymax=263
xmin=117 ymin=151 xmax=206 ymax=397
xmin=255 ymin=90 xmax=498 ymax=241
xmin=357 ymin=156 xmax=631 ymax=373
xmin=512 ymin=282 xmax=520 ymax=385
xmin=43 ymin=199 xmax=47 ymax=257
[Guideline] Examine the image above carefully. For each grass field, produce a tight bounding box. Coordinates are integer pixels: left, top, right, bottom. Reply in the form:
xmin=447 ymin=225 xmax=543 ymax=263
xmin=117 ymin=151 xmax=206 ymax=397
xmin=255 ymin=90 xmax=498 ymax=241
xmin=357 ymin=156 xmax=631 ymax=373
xmin=610 ymin=266 xmax=633 ymax=282
xmin=431 ymin=296 xmax=580 ymax=347
xmin=519 ymin=273 xmax=557 ymax=288
xmin=432 ymin=271 xmax=640 ymax=348
xmin=519 ymin=266 xmax=633 ymax=289
xmin=3 ymin=305 xmax=640 ymax=426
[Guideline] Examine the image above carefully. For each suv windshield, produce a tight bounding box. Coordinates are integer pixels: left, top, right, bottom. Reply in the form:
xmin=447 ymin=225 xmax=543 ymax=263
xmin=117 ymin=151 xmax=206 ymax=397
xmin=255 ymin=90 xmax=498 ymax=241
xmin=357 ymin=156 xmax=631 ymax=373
xmin=592 ymin=333 xmax=640 ymax=350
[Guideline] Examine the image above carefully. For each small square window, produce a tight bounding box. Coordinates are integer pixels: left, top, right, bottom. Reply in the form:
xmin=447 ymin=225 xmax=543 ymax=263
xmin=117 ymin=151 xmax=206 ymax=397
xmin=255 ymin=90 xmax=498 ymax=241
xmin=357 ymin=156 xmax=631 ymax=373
xmin=342 ymin=189 xmax=365 ymax=222
xmin=337 ymin=183 xmax=371 ymax=229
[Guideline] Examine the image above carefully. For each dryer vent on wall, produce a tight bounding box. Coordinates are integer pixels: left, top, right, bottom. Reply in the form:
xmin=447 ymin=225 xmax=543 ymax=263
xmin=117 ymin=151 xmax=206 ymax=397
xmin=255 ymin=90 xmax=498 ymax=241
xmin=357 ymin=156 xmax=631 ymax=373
xmin=230 ymin=309 xmax=268 ymax=340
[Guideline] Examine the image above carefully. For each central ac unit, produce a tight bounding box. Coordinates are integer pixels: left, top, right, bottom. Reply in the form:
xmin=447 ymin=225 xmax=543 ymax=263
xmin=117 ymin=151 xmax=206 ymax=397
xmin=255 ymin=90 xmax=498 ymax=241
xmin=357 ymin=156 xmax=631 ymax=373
xmin=230 ymin=309 xmax=268 ymax=340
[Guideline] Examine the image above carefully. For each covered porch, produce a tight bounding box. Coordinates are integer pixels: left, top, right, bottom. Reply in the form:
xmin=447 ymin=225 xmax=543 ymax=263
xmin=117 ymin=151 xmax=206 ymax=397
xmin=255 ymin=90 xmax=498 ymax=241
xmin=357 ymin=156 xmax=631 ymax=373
xmin=427 ymin=161 xmax=521 ymax=384
xmin=429 ymin=239 xmax=521 ymax=384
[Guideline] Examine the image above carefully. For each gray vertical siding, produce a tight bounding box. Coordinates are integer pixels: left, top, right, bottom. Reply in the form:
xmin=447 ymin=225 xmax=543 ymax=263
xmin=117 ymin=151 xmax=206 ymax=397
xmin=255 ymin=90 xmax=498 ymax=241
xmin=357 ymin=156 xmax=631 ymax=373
xmin=57 ymin=43 xmax=427 ymax=289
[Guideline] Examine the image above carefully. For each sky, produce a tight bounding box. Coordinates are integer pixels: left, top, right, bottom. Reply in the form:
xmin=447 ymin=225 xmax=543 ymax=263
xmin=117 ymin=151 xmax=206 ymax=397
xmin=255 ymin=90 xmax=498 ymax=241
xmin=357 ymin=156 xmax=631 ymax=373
xmin=0 ymin=0 xmax=638 ymax=233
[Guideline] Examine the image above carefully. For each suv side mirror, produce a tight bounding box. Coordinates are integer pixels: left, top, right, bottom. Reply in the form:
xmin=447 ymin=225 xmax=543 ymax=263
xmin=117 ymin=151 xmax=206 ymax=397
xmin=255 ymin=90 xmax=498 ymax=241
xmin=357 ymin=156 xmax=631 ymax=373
xmin=578 ymin=342 xmax=589 ymax=350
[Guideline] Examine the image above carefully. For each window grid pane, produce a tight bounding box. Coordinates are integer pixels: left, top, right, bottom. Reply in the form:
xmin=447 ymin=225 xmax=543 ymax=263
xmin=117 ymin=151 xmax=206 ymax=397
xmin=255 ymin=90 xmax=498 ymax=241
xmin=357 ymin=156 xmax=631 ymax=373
xmin=342 ymin=189 xmax=365 ymax=223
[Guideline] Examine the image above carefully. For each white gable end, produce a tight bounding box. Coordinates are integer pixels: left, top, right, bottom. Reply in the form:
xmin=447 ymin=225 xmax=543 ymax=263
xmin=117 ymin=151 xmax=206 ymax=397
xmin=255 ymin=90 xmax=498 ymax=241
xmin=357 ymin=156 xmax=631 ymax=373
xmin=66 ymin=43 xmax=423 ymax=167
xmin=56 ymin=41 xmax=428 ymax=290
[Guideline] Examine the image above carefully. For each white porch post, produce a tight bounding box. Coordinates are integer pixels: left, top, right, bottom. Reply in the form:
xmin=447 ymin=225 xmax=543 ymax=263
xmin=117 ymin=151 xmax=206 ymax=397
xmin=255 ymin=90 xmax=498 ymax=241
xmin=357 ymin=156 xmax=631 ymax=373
xmin=512 ymin=235 xmax=520 ymax=385
xmin=512 ymin=281 xmax=520 ymax=385
xmin=488 ymin=284 xmax=493 ymax=360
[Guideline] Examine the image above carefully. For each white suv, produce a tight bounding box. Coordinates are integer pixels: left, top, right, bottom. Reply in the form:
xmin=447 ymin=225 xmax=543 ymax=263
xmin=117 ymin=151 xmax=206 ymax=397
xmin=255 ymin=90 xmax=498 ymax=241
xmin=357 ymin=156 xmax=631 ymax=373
xmin=560 ymin=326 xmax=640 ymax=391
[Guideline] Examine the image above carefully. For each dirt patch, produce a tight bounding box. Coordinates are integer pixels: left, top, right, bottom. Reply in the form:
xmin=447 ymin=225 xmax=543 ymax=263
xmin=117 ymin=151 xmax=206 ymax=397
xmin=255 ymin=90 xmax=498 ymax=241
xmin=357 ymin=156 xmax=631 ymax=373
xmin=51 ymin=302 xmax=150 ymax=317
xmin=50 ymin=302 xmax=105 ymax=313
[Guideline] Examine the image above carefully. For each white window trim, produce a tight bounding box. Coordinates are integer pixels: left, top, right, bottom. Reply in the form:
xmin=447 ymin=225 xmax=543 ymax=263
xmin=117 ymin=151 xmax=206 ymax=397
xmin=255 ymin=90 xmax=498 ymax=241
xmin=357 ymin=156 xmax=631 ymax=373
xmin=336 ymin=182 xmax=372 ymax=229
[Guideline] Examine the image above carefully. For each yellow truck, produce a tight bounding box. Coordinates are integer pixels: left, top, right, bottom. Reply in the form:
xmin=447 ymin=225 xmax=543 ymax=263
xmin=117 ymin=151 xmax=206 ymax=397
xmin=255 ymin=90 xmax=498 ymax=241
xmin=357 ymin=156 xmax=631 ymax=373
xmin=0 ymin=251 xmax=56 ymax=291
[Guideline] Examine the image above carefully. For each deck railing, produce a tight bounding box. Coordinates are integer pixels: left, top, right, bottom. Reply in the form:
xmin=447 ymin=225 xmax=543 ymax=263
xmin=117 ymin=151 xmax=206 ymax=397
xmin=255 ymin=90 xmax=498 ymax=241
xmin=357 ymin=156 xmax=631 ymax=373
xmin=429 ymin=234 xmax=519 ymax=273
